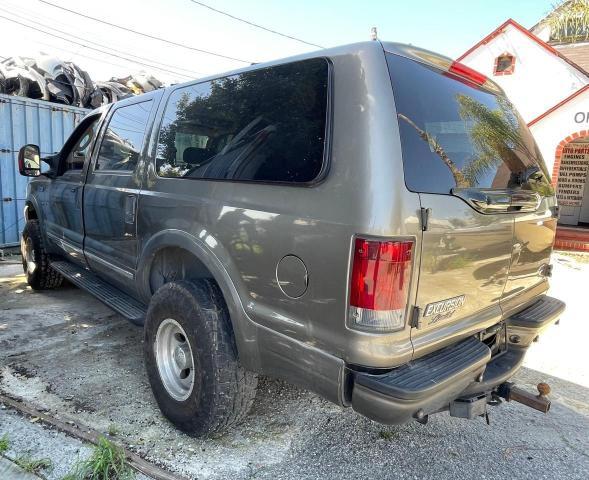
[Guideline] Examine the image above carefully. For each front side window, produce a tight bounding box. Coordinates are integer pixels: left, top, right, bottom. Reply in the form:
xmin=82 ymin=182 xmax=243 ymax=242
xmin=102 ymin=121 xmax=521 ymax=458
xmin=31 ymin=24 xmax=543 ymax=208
xmin=95 ymin=101 xmax=153 ymax=172
xmin=155 ymin=58 xmax=329 ymax=183
xmin=62 ymin=118 xmax=99 ymax=173
xmin=387 ymin=53 xmax=553 ymax=196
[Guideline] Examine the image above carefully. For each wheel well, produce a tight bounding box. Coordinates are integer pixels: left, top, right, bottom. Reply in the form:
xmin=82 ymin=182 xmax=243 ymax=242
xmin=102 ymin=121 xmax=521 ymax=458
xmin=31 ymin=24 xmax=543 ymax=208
xmin=24 ymin=203 xmax=38 ymax=220
xmin=148 ymin=247 xmax=215 ymax=295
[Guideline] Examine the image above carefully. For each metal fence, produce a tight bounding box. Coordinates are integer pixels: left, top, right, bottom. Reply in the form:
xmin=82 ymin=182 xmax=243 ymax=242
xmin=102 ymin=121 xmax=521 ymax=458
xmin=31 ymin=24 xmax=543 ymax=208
xmin=0 ymin=93 xmax=89 ymax=247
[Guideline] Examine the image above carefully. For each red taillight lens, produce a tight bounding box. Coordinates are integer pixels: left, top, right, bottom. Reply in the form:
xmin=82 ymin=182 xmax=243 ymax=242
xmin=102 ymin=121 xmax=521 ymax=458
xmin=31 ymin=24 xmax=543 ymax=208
xmin=348 ymin=238 xmax=413 ymax=332
xmin=448 ymin=61 xmax=487 ymax=86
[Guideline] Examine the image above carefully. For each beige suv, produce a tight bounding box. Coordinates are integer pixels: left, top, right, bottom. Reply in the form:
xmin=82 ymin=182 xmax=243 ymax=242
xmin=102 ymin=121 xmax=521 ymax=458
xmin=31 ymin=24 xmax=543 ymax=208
xmin=19 ymin=41 xmax=565 ymax=435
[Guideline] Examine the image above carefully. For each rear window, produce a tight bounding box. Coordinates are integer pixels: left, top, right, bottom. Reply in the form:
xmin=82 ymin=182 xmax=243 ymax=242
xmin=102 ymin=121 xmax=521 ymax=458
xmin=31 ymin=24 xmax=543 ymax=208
xmin=155 ymin=58 xmax=329 ymax=184
xmin=386 ymin=53 xmax=553 ymax=196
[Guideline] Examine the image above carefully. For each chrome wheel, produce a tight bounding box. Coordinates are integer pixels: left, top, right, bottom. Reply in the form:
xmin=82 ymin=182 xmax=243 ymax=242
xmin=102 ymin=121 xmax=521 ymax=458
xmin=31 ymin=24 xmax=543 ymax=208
xmin=155 ymin=318 xmax=195 ymax=401
xmin=22 ymin=236 xmax=36 ymax=275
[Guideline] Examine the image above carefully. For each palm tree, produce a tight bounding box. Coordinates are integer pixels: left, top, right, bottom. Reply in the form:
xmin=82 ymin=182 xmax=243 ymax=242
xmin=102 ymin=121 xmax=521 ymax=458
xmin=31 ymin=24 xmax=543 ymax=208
xmin=455 ymin=94 xmax=541 ymax=187
xmin=397 ymin=113 xmax=469 ymax=188
xmin=547 ymin=0 xmax=589 ymax=43
xmin=397 ymin=95 xmax=528 ymax=189
xmin=397 ymin=94 xmax=552 ymax=194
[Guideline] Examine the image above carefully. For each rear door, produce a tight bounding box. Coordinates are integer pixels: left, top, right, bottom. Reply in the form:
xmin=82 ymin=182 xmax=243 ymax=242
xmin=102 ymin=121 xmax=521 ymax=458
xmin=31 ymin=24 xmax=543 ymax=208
xmin=386 ymin=52 xmax=556 ymax=354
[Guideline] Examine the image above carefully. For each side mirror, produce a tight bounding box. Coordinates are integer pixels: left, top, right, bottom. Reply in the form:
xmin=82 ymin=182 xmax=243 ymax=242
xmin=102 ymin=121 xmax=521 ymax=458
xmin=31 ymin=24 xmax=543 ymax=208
xmin=18 ymin=144 xmax=41 ymax=177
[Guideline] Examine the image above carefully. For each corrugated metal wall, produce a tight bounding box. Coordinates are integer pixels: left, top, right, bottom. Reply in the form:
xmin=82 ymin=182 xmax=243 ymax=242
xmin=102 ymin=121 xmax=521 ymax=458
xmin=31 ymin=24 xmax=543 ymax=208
xmin=0 ymin=93 xmax=89 ymax=247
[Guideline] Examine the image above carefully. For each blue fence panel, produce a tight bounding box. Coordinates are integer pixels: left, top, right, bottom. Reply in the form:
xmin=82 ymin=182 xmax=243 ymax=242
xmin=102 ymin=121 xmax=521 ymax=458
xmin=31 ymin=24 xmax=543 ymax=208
xmin=0 ymin=94 xmax=89 ymax=247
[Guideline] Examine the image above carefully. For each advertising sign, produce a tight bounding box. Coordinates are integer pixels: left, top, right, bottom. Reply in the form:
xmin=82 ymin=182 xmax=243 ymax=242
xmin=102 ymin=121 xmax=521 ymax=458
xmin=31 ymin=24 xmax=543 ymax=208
xmin=556 ymin=143 xmax=589 ymax=207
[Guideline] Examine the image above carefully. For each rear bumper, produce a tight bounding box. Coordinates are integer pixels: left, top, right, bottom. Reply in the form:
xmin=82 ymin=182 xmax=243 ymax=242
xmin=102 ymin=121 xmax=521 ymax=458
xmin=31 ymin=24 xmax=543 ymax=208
xmin=350 ymin=295 xmax=565 ymax=425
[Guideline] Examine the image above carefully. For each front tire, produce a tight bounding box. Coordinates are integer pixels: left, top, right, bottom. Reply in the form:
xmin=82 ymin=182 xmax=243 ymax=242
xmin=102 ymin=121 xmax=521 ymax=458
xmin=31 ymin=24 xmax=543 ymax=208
xmin=21 ymin=220 xmax=63 ymax=290
xmin=144 ymin=280 xmax=257 ymax=436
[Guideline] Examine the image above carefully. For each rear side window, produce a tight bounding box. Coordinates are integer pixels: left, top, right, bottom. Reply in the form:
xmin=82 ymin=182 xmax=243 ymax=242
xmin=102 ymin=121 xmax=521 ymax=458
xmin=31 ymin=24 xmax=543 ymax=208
xmin=386 ymin=53 xmax=553 ymax=195
xmin=155 ymin=58 xmax=329 ymax=183
xmin=95 ymin=100 xmax=153 ymax=172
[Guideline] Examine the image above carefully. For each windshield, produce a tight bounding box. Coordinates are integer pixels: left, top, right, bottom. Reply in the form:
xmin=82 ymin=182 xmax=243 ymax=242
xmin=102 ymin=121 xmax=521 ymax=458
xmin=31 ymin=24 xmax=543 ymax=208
xmin=386 ymin=52 xmax=554 ymax=196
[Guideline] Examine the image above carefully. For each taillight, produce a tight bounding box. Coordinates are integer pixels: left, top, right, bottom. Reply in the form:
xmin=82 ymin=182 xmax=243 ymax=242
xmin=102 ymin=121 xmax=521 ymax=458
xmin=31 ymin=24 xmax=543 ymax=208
xmin=348 ymin=237 xmax=413 ymax=332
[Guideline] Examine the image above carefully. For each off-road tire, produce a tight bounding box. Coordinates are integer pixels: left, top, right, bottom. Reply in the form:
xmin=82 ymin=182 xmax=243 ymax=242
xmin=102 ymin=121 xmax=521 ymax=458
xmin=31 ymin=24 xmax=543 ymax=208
xmin=144 ymin=280 xmax=258 ymax=436
xmin=21 ymin=220 xmax=63 ymax=290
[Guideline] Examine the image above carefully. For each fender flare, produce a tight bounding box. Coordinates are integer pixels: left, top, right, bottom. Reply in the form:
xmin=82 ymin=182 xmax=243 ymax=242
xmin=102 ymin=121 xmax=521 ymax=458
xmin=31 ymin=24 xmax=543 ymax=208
xmin=24 ymin=197 xmax=42 ymax=222
xmin=136 ymin=229 xmax=260 ymax=369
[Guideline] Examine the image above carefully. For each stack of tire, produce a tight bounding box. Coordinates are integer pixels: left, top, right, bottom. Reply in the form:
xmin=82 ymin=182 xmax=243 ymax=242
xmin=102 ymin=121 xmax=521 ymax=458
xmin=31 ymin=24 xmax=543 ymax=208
xmin=0 ymin=54 xmax=162 ymax=108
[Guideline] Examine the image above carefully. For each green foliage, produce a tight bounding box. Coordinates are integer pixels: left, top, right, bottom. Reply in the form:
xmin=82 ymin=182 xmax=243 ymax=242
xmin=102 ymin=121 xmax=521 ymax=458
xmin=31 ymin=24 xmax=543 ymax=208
xmin=63 ymin=436 xmax=135 ymax=480
xmin=378 ymin=430 xmax=396 ymax=440
xmin=456 ymin=94 xmax=553 ymax=195
xmin=107 ymin=424 xmax=119 ymax=437
xmin=0 ymin=433 xmax=8 ymax=454
xmin=15 ymin=454 xmax=53 ymax=474
xmin=458 ymin=95 xmax=533 ymax=185
xmin=398 ymin=90 xmax=553 ymax=193
xmin=547 ymin=0 xmax=589 ymax=42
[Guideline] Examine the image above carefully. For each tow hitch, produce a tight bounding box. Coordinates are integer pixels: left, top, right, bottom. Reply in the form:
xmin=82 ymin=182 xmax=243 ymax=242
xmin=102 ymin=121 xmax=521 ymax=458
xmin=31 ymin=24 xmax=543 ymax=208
xmin=448 ymin=382 xmax=551 ymax=422
xmin=496 ymin=382 xmax=551 ymax=413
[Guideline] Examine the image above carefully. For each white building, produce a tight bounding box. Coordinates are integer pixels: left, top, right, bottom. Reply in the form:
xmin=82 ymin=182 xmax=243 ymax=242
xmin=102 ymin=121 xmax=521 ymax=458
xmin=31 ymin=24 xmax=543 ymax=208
xmin=458 ymin=14 xmax=589 ymax=249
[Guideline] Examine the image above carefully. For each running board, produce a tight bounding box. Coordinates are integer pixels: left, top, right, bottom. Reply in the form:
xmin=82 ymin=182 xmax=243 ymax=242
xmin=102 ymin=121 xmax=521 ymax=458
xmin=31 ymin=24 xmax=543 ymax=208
xmin=51 ymin=260 xmax=146 ymax=324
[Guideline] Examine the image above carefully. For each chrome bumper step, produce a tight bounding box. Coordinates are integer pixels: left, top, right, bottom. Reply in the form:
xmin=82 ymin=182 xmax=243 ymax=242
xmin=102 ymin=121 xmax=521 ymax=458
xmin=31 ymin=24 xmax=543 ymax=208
xmin=509 ymin=296 xmax=565 ymax=329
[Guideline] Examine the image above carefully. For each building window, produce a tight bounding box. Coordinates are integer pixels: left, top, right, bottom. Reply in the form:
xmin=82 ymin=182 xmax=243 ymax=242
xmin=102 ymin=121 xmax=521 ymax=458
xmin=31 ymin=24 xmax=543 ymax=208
xmin=494 ymin=53 xmax=515 ymax=75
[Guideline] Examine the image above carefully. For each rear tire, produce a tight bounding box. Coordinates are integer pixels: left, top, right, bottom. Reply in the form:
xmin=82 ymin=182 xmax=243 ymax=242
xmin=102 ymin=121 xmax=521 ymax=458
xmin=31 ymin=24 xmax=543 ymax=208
xmin=144 ymin=280 xmax=257 ymax=436
xmin=21 ymin=220 xmax=63 ymax=290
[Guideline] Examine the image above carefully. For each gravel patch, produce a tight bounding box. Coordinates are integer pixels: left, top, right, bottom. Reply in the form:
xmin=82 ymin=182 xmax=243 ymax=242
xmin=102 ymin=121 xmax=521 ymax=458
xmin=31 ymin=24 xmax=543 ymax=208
xmin=0 ymin=257 xmax=588 ymax=479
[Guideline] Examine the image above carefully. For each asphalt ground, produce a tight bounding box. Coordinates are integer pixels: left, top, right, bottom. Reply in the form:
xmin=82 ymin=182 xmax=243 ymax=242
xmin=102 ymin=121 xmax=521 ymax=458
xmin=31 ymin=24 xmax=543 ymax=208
xmin=0 ymin=252 xmax=588 ymax=479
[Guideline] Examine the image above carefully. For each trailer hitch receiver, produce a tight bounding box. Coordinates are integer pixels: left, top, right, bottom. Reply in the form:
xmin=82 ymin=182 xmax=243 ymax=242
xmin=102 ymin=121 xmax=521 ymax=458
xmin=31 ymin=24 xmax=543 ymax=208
xmin=497 ymin=382 xmax=551 ymax=413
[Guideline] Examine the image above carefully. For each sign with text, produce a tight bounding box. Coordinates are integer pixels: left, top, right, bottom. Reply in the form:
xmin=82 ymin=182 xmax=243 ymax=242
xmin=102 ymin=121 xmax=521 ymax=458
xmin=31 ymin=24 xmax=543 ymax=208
xmin=557 ymin=143 xmax=589 ymax=206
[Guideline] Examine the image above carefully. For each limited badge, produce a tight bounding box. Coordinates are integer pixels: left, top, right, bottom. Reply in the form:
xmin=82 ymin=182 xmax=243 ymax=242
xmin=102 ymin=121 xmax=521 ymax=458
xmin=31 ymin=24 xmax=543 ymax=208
xmin=423 ymin=295 xmax=466 ymax=325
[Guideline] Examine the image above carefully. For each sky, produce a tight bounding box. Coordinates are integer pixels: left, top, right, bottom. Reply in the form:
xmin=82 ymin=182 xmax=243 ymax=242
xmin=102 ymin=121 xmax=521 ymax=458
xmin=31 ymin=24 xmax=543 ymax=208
xmin=0 ymin=0 xmax=557 ymax=85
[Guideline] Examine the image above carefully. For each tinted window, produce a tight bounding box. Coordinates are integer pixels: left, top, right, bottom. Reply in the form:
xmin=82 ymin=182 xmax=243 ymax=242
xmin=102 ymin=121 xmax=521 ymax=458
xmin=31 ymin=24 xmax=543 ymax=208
xmin=63 ymin=118 xmax=99 ymax=173
xmin=95 ymin=101 xmax=153 ymax=172
xmin=387 ymin=53 xmax=553 ymax=196
xmin=156 ymin=58 xmax=328 ymax=183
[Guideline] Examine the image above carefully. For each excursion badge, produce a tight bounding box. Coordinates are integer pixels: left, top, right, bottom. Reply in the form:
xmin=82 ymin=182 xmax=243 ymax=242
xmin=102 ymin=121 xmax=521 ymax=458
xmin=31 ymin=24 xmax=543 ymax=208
xmin=423 ymin=295 xmax=466 ymax=325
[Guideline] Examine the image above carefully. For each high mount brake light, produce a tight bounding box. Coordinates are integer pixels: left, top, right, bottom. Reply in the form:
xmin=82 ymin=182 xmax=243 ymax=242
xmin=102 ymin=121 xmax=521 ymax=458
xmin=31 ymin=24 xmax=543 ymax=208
xmin=348 ymin=238 xmax=413 ymax=332
xmin=448 ymin=61 xmax=487 ymax=86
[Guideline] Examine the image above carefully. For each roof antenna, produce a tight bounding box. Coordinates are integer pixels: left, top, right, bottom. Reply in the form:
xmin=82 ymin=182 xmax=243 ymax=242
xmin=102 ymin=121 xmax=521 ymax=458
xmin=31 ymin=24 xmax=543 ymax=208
xmin=370 ymin=26 xmax=378 ymax=41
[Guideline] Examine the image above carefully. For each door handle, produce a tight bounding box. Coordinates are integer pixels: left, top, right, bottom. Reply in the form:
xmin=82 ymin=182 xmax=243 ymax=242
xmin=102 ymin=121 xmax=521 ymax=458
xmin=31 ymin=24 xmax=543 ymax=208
xmin=509 ymin=192 xmax=542 ymax=212
xmin=124 ymin=195 xmax=137 ymax=224
xmin=451 ymin=188 xmax=541 ymax=214
xmin=72 ymin=186 xmax=82 ymax=209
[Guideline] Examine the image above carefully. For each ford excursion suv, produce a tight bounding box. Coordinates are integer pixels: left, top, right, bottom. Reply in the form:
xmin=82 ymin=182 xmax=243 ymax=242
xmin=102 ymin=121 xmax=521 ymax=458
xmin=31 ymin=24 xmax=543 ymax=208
xmin=18 ymin=41 xmax=565 ymax=435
